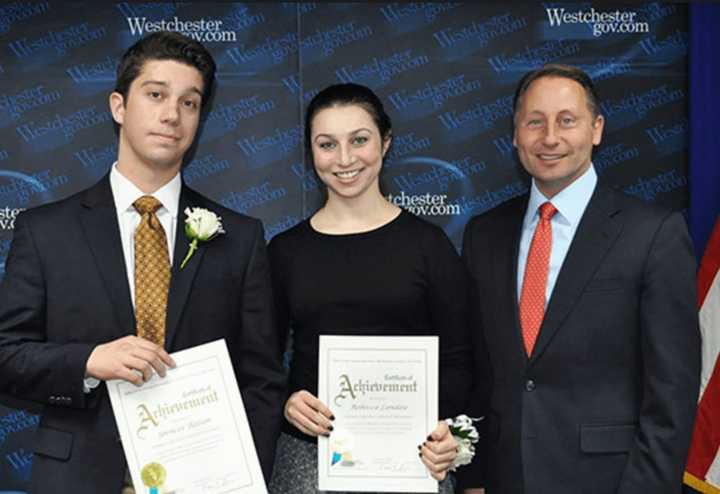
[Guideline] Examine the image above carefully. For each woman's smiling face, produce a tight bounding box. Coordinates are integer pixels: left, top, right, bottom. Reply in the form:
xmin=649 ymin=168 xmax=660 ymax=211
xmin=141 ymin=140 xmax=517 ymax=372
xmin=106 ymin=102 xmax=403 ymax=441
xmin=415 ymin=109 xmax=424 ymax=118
xmin=310 ymin=104 xmax=391 ymax=201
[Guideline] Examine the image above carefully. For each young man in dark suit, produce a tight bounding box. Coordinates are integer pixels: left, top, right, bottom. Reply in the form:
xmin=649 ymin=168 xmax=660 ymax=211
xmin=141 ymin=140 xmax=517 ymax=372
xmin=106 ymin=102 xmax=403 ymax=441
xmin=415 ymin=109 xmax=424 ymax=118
xmin=0 ymin=32 xmax=286 ymax=492
xmin=460 ymin=64 xmax=699 ymax=494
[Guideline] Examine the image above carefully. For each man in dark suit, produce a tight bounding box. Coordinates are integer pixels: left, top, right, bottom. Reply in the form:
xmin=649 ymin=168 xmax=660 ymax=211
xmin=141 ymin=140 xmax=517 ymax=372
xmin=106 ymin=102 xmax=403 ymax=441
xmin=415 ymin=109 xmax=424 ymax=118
xmin=459 ymin=64 xmax=700 ymax=494
xmin=0 ymin=32 xmax=286 ymax=492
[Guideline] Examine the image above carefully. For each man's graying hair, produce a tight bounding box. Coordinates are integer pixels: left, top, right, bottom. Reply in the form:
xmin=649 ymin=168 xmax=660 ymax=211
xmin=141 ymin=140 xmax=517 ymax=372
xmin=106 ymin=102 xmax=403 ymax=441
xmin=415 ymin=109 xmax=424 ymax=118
xmin=513 ymin=64 xmax=601 ymax=121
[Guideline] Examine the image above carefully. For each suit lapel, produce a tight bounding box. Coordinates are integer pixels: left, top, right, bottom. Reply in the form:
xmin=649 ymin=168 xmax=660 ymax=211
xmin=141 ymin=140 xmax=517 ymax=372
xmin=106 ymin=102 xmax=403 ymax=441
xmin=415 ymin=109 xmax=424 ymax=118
xmin=164 ymin=187 xmax=207 ymax=350
xmin=528 ymin=184 xmax=622 ymax=364
xmin=494 ymin=197 xmax=529 ymax=363
xmin=79 ymin=176 xmax=135 ymax=335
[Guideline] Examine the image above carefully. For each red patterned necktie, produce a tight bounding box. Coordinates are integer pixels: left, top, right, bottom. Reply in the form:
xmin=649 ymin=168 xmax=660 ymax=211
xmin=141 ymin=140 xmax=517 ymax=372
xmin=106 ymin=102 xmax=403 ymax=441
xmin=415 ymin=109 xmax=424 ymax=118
xmin=133 ymin=195 xmax=170 ymax=347
xmin=519 ymin=201 xmax=558 ymax=356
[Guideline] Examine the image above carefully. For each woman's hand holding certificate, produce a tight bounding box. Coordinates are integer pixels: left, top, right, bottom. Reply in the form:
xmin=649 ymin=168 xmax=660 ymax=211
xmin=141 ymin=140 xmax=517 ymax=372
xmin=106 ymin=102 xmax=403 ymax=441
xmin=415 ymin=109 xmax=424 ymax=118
xmin=419 ymin=421 xmax=459 ymax=481
xmin=284 ymin=390 xmax=335 ymax=437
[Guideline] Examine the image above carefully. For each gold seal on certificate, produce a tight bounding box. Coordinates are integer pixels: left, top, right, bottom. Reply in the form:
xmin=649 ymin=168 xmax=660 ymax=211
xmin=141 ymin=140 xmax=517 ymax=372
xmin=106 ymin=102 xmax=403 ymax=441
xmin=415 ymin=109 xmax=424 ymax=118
xmin=318 ymin=336 xmax=439 ymax=493
xmin=107 ymin=339 xmax=267 ymax=493
xmin=141 ymin=462 xmax=166 ymax=489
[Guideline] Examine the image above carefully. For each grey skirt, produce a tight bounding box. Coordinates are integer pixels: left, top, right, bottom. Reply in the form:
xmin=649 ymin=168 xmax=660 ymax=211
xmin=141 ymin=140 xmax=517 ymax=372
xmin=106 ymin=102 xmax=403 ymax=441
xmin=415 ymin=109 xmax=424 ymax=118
xmin=269 ymin=432 xmax=455 ymax=494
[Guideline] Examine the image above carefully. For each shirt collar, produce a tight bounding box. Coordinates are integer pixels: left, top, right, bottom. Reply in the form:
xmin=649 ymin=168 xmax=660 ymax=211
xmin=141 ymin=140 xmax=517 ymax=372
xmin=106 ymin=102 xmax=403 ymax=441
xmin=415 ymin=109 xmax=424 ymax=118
xmin=524 ymin=164 xmax=598 ymax=228
xmin=109 ymin=163 xmax=181 ymax=217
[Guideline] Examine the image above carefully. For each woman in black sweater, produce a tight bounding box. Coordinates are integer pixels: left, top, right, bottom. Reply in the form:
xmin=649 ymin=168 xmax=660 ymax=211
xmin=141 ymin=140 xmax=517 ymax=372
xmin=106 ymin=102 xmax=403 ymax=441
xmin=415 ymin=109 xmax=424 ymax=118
xmin=268 ymin=83 xmax=472 ymax=494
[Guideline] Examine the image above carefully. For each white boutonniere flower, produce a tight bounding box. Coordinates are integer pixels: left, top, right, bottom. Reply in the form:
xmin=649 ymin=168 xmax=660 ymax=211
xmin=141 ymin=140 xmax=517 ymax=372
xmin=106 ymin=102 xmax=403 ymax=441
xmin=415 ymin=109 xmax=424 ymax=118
xmin=445 ymin=414 xmax=482 ymax=471
xmin=181 ymin=207 xmax=225 ymax=269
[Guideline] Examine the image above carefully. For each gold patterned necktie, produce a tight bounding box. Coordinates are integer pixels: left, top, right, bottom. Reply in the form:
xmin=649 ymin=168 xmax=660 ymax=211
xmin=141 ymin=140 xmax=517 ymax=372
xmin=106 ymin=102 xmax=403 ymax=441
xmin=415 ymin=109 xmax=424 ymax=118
xmin=133 ymin=195 xmax=170 ymax=346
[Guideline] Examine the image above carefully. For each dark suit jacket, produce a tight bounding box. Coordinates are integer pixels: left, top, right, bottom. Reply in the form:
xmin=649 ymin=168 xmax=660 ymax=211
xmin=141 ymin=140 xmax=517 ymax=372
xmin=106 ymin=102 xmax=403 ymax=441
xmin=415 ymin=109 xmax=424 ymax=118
xmin=458 ymin=182 xmax=700 ymax=494
xmin=0 ymin=176 xmax=286 ymax=493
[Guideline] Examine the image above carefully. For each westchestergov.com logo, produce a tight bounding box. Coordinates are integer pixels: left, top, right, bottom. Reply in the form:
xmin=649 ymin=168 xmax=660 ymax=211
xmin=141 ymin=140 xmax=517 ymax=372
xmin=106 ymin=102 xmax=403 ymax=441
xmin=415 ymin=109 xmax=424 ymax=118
xmin=126 ymin=17 xmax=237 ymax=42
xmin=545 ymin=7 xmax=650 ymax=37
xmin=387 ymin=192 xmax=460 ymax=216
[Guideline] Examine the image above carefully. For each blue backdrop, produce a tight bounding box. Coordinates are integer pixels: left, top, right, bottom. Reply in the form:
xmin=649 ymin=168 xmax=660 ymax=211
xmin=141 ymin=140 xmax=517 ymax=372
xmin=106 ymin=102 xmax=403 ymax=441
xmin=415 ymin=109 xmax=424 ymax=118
xmin=0 ymin=2 xmax=690 ymax=491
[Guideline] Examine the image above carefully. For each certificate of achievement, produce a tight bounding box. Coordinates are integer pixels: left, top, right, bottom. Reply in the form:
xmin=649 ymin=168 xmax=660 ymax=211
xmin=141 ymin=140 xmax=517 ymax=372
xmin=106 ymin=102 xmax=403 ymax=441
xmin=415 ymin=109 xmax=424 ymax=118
xmin=107 ymin=339 xmax=267 ymax=494
xmin=318 ymin=335 xmax=438 ymax=493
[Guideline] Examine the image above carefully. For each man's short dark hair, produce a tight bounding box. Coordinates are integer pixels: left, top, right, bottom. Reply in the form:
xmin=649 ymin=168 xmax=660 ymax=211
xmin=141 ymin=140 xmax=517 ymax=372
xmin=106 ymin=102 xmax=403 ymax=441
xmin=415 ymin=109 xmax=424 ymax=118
xmin=114 ymin=31 xmax=216 ymax=107
xmin=513 ymin=64 xmax=601 ymax=121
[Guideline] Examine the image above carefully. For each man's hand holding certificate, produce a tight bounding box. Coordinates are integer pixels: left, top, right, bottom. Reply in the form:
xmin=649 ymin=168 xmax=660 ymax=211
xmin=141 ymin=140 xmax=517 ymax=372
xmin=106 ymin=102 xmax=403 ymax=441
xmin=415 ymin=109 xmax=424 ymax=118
xmin=318 ymin=336 xmax=439 ymax=493
xmin=107 ymin=339 xmax=267 ymax=494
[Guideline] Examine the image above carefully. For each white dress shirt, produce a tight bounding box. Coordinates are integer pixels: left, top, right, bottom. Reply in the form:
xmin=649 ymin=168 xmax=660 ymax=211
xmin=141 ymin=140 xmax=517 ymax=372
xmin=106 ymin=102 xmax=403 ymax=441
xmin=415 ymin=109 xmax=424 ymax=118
xmin=84 ymin=164 xmax=181 ymax=392
xmin=517 ymin=165 xmax=598 ymax=305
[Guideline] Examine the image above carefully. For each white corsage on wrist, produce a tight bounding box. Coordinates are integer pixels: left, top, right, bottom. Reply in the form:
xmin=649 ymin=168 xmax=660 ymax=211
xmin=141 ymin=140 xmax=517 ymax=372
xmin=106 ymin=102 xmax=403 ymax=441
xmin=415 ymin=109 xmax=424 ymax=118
xmin=180 ymin=207 xmax=225 ymax=269
xmin=446 ymin=414 xmax=481 ymax=471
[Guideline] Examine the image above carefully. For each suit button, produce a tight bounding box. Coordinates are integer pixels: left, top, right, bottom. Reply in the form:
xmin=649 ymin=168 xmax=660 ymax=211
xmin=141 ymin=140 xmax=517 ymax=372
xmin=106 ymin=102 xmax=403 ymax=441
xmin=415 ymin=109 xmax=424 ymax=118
xmin=525 ymin=379 xmax=536 ymax=392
